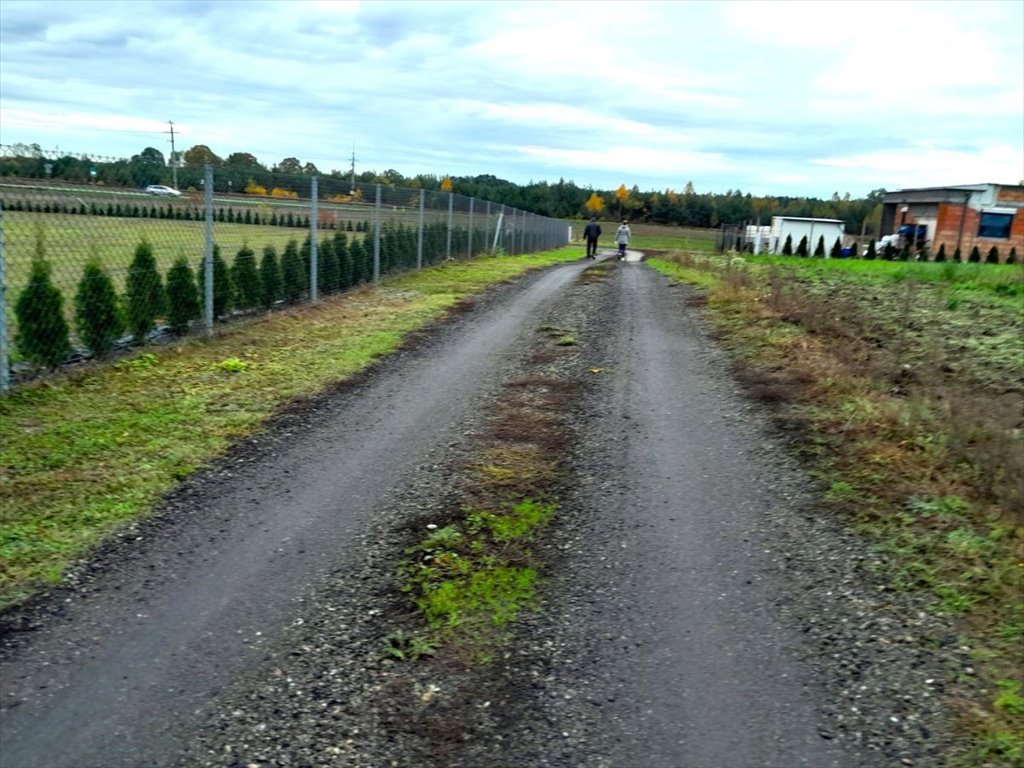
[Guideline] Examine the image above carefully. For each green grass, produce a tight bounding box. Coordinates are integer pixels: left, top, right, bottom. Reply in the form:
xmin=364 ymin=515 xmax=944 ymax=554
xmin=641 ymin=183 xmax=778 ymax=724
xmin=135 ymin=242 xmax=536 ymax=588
xmin=0 ymin=249 xmax=578 ymax=609
xmin=402 ymin=499 xmax=555 ymax=635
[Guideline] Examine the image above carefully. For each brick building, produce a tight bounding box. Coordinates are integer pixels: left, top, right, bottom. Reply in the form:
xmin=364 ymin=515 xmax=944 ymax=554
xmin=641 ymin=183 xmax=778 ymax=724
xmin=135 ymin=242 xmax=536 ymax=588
xmin=881 ymin=183 xmax=1024 ymax=260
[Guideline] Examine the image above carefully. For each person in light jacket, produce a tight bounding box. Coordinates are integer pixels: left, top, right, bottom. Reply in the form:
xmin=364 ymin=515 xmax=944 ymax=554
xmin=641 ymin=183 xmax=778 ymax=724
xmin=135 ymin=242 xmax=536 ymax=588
xmin=616 ymin=220 xmax=631 ymax=260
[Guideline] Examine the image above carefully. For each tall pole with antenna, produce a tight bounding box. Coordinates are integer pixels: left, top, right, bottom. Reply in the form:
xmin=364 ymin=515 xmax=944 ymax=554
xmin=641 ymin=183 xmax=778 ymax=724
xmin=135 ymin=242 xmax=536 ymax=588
xmin=164 ymin=120 xmax=178 ymax=189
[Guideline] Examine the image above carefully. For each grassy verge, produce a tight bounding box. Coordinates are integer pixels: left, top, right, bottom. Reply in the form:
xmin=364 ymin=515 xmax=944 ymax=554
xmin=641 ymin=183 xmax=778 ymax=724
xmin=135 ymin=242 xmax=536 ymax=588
xmin=649 ymin=251 xmax=1024 ymax=768
xmin=0 ymin=249 xmax=581 ymax=610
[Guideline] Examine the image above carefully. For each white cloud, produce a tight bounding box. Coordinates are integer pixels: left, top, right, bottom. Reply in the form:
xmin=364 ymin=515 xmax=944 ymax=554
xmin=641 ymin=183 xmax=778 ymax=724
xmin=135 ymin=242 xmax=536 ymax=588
xmin=0 ymin=0 xmax=1020 ymax=197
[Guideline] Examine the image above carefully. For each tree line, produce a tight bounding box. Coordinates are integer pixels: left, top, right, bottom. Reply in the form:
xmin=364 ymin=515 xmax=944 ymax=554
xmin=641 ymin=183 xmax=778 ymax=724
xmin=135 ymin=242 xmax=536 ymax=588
xmin=2 ymin=142 xmax=886 ymax=234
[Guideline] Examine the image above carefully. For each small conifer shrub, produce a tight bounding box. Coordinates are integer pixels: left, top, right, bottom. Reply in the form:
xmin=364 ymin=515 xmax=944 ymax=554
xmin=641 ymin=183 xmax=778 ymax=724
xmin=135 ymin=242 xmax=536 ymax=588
xmin=165 ymin=256 xmax=201 ymax=334
xmin=125 ymin=239 xmax=165 ymax=342
xmin=16 ymin=258 xmax=70 ymax=368
xmin=74 ymin=259 xmax=123 ymax=356
xmin=232 ymin=244 xmax=261 ymax=309
xmin=260 ymin=245 xmax=282 ymax=308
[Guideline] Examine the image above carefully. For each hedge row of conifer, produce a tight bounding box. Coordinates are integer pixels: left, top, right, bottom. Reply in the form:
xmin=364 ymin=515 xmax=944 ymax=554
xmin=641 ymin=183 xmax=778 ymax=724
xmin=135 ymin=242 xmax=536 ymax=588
xmin=778 ymin=234 xmax=1017 ymax=264
xmin=13 ymin=222 xmax=487 ymax=370
xmin=1 ymin=198 xmax=375 ymax=231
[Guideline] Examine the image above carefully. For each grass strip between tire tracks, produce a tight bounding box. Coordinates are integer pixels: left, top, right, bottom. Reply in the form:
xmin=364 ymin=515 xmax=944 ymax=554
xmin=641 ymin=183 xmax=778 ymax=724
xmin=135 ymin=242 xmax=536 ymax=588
xmin=0 ymin=249 xmax=582 ymax=610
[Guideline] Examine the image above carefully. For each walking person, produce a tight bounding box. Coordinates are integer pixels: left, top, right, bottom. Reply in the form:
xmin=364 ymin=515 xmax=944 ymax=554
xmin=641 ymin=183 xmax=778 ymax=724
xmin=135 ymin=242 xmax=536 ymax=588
xmin=616 ymin=219 xmax=631 ymax=260
xmin=583 ymin=218 xmax=602 ymax=259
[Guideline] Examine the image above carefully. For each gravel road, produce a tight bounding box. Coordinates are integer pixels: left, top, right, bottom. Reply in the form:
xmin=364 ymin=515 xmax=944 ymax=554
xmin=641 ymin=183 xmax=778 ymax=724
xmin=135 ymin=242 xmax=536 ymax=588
xmin=0 ymin=251 xmax=965 ymax=768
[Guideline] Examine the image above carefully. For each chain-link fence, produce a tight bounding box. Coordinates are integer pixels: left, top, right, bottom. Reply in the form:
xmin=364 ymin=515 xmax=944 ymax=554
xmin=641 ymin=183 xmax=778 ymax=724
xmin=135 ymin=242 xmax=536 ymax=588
xmin=0 ymin=147 xmax=570 ymax=393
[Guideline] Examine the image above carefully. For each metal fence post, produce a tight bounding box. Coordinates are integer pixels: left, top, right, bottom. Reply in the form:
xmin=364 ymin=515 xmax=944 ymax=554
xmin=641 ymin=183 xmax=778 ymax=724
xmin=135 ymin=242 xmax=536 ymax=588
xmin=373 ymin=184 xmax=381 ymax=282
xmin=417 ymin=189 xmax=425 ymax=269
xmin=0 ymin=202 xmax=8 ymax=395
xmin=467 ymin=197 xmax=474 ymax=258
xmin=446 ymin=192 xmax=453 ymax=260
xmin=310 ymin=176 xmax=318 ymax=303
xmin=203 ymin=163 xmax=214 ymax=336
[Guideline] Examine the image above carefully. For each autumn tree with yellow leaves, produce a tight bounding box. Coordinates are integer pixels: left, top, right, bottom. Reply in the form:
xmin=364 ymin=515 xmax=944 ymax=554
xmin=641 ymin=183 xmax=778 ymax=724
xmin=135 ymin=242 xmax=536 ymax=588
xmin=584 ymin=192 xmax=605 ymax=216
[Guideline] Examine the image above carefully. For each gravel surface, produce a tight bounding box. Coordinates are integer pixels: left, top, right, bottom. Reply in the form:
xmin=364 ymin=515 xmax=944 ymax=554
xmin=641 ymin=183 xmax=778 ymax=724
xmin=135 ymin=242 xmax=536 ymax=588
xmin=1 ymin=252 xmax=969 ymax=768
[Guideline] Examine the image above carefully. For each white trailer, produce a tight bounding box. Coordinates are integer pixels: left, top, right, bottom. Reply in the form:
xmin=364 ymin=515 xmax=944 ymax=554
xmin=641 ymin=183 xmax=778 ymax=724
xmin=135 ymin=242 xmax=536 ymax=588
xmin=770 ymin=216 xmax=846 ymax=255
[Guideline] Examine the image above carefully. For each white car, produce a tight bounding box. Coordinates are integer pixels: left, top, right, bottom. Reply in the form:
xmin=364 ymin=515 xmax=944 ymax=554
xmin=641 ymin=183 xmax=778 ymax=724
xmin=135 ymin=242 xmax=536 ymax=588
xmin=145 ymin=184 xmax=181 ymax=196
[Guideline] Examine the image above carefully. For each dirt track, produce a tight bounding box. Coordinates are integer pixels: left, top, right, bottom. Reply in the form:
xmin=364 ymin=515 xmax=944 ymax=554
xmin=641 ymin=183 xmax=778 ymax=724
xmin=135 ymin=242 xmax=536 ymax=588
xmin=0 ymin=251 xmax=962 ymax=768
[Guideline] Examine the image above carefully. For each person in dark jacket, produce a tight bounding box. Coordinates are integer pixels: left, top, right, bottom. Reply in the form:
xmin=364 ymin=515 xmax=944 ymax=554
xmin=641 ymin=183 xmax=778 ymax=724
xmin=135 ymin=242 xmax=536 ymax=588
xmin=583 ymin=218 xmax=601 ymax=259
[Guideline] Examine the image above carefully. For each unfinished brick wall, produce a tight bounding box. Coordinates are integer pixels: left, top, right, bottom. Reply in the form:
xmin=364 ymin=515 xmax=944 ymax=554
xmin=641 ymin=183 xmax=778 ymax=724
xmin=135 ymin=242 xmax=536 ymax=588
xmin=931 ymin=202 xmax=1023 ymax=261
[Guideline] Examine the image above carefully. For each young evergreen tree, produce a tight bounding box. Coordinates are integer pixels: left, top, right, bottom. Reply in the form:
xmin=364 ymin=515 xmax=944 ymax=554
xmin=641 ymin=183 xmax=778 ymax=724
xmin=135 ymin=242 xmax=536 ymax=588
xmin=318 ymin=238 xmax=339 ymax=294
xmin=300 ymin=233 xmax=312 ymax=288
xmin=74 ymin=259 xmax=123 ymax=357
xmin=281 ymin=238 xmax=305 ymax=303
xmin=782 ymin=234 xmax=793 ymax=256
xmin=16 ymin=258 xmax=70 ymax=369
xmin=900 ymin=242 xmax=912 ymax=261
xmin=986 ymin=246 xmax=1000 ymax=264
xmin=935 ymin=243 xmax=946 ymax=262
xmin=796 ymin=236 xmax=808 ymax=257
xmin=865 ymin=240 xmax=877 ymax=260
xmin=333 ymin=232 xmax=351 ymax=289
xmin=968 ymin=245 xmax=981 ymax=263
xmin=883 ymin=242 xmax=895 ymax=261
xmin=232 ymin=243 xmax=261 ymax=309
xmin=349 ymin=237 xmax=366 ymax=284
xmin=830 ymin=238 xmax=842 ymax=259
xmin=380 ymin=226 xmax=395 ymax=274
xmin=125 ymin=239 xmax=165 ymax=342
xmin=1008 ymin=247 xmax=1018 ymax=265
xmin=813 ymin=235 xmax=825 ymax=257
xmin=953 ymin=247 xmax=962 ymax=262
xmin=165 ymin=256 xmax=201 ymax=334
xmin=403 ymin=224 xmax=417 ymax=266
xmin=259 ymin=245 xmax=282 ymax=308
xmin=212 ymin=244 xmax=232 ymax=317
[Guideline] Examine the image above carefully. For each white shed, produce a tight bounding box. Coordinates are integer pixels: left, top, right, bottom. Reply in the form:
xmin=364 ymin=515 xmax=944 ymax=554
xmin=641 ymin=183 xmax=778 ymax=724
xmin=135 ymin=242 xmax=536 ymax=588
xmin=770 ymin=216 xmax=845 ymax=255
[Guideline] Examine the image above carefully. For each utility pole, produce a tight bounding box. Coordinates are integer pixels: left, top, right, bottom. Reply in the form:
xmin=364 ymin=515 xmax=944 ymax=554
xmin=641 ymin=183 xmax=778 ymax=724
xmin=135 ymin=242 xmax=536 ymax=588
xmin=349 ymin=144 xmax=357 ymax=195
xmin=164 ymin=120 xmax=178 ymax=189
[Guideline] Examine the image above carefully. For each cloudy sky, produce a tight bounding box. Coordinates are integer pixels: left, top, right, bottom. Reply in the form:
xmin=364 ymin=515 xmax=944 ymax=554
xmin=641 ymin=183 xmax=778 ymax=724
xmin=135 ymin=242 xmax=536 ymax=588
xmin=1 ymin=0 xmax=1021 ymax=197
